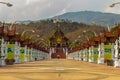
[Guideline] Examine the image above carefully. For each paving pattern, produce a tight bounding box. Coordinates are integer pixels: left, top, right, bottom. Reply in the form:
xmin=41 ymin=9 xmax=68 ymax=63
xmin=0 ymin=59 xmax=120 ymax=80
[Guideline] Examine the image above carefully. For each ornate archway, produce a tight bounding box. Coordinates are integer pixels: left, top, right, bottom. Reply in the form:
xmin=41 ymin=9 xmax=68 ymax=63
xmin=49 ymin=26 xmax=69 ymax=58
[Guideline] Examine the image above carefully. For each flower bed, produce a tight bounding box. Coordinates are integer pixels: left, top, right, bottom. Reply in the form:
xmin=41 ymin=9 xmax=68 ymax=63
xmin=5 ymin=59 xmax=15 ymax=65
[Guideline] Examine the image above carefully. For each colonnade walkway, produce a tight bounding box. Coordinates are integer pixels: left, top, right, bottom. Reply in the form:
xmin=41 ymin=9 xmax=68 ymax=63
xmin=0 ymin=59 xmax=120 ymax=80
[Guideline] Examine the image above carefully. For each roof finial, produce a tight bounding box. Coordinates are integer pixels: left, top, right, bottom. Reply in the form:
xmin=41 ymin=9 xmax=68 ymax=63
xmin=53 ymin=16 xmax=61 ymax=31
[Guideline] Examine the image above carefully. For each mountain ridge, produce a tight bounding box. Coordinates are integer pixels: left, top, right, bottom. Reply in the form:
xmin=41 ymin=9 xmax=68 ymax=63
xmin=53 ymin=11 xmax=120 ymax=27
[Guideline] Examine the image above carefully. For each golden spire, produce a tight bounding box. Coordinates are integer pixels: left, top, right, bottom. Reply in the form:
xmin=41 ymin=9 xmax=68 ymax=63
xmin=57 ymin=23 xmax=60 ymax=31
xmin=53 ymin=16 xmax=61 ymax=31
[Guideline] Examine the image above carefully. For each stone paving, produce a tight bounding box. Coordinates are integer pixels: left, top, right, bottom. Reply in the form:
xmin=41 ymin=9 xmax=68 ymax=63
xmin=0 ymin=59 xmax=120 ymax=80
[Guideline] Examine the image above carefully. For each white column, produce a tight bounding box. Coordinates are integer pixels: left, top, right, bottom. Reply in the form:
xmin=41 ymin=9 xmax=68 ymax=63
xmin=32 ymin=48 xmax=35 ymax=61
xmin=14 ymin=42 xmax=20 ymax=64
xmin=111 ymin=43 xmax=115 ymax=60
xmin=75 ymin=51 xmax=78 ymax=60
xmin=37 ymin=50 xmax=39 ymax=60
xmin=28 ymin=48 xmax=31 ymax=61
xmin=86 ymin=48 xmax=88 ymax=61
xmin=49 ymin=48 xmax=52 ymax=59
xmin=98 ymin=44 xmax=101 ymax=64
xmin=91 ymin=46 xmax=94 ymax=62
xmin=83 ymin=49 xmax=85 ymax=61
xmin=34 ymin=49 xmax=37 ymax=61
xmin=31 ymin=48 xmax=34 ymax=61
xmin=44 ymin=52 xmax=46 ymax=60
xmin=37 ymin=50 xmax=40 ymax=60
xmin=0 ymin=38 xmax=6 ymax=66
xmin=79 ymin=50 xmax=82 ymax=61
xmin=67 ymin=52 xmax=72 ymax=59
xmin=114 ymin=39 xmax=120 ymax=67
xmin=27 ymin=47 xmax=30 ymax=62
xmin=89 ymin=46 xmax=94 ymax=62
xmin=81 ymin=50 xmax=83 ymax=61
xmin=47 ymin=53 xmax=49 ymax=59
xmin=83 ymin=48 xmax=87 ymax=61
xmin=24 ymin=45 xmax=27 ymax=62
xmin=77 ymin=51 xmax=80 ymax=60
xmin=5 ymin=42 xmax=8 ymax=61
xmin=30 ymin=48 xmax=33 ymax=61
xmin=88 ymin=47 xmax=92 ymax=62
xmin=65 ymin=48 xmax=68 ymax=59
xmin=73 ymin=52 xmax=76 ymax=60
xmin=98 ymin=43 xmax=104 ymax=64
xmin=101 ymin=43 xmax=105 ymax=62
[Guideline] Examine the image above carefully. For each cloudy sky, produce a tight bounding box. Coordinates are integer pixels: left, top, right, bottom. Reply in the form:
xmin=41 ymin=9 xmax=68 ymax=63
xmin=0 ymin=0 xmax=120 ymax=22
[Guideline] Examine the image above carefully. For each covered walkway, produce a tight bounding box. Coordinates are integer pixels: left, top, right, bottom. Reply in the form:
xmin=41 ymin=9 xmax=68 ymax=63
xmin=0 ymin=59 xmax=120 ymax=80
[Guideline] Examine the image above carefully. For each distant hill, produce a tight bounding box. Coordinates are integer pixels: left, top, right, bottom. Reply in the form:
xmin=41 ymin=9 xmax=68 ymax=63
xmin=53 ymin=11 xmax=120 ymax=27
xmin=7 ymin=19 xmax=105 ymax=43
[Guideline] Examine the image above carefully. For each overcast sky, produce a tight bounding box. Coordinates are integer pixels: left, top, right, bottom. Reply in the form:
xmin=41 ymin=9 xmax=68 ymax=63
xmin=0 ymin=0 xmax=120 ymax=22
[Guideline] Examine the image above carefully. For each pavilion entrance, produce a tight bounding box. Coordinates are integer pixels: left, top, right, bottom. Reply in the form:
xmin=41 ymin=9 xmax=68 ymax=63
xmin=49 ymin=25 xmax=69 ymax=59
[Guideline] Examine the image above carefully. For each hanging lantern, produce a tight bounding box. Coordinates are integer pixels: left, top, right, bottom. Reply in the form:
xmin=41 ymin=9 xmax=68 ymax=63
xmin=101 ymin=37 xmax=106 ymax=43
xmin=110 ymin=37 xmax=116 ymax=43
xmin=89 ymin=40 xmax=95 ymax=46
xmin=94 ymin=36 xmax=101 ymax=42
xmin=7 ymin=30 xmax=16 ymax=36
xmin=104 ymin=31 xmax=113 ymax=37
xmin=113 ymin=27 xmax=120 ymax=37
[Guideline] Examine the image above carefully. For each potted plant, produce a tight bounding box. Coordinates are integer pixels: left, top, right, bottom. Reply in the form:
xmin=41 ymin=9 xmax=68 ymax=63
xmin=5 ymin=58 xmax=15 ymax=65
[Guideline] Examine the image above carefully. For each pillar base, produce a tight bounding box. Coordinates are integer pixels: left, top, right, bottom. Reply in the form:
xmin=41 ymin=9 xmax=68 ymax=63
xmin=0 ymin=59 xmax=6 ymax=66
xmin=98 ymin=58 xmax=104 ymax=64
xmin=83 ymin=58 xmax=87 ymax=62
xmin=114 ymin=59 xmax=120 ymax=68
xmin=24 ymin=59 xmax=28 ymax=63
xmin=24 ymin=55 xmax=28 ymax=62
xmin=89 ymin=59 xmax=94 ymax=63
xmin=15 ymin=59 xmax=20 ymax=64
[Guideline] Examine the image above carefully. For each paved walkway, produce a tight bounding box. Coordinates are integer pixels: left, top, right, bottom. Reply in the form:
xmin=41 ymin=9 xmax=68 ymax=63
xmin=0 ymin=59 xmax=120 ymax=80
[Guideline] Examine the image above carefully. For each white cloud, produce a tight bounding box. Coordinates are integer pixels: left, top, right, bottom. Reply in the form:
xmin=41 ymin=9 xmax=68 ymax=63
xmin=55 ymin=3 xmax=72 ymax=15
xmin=104 ymin=3 xmax=120 ymax=14
xmin=26 ymin=0 xmax=38 ymax=5
xmin=0 ymin=0 xmax=120 ymax=22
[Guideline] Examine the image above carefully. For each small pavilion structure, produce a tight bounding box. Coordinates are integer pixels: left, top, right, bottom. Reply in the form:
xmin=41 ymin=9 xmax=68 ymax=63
xmin=49 ymin=25 xmax=69 ymax=58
